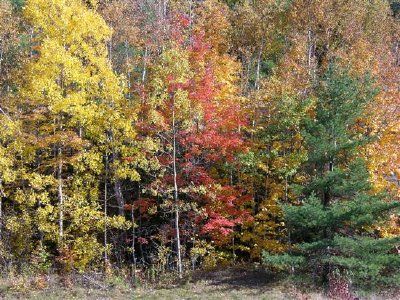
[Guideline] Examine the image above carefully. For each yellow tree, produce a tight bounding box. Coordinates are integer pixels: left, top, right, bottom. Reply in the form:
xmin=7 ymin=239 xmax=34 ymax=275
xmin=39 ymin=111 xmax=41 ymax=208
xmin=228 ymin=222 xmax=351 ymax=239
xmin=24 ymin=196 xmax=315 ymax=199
xmin=22 ymin=0 xmax=136 ymax=270
xmin=0 ymin=0 xmax=18 ymax=239
xmin=0 ymin=0 xmax=40 ymax=266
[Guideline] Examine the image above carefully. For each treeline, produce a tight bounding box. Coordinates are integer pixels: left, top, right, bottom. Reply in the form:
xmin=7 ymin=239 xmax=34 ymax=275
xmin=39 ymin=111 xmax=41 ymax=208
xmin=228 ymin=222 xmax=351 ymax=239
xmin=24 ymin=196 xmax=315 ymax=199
xmin=0 ymin=0 xmax=399 ymax=289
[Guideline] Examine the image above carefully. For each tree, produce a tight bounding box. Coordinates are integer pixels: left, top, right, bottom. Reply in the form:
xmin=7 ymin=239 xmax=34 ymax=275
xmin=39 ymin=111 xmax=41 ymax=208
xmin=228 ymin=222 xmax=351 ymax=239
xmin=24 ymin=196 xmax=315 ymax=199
xmin=147 ymin=41 xmax=193 ymax=277
xmin=276 ymin=0 xmax=400 ymax=196
xmin=140 ymin=7 xmax=250 ymax=275
xmin=240 ymin=76 xmax=311 ymax=259
xmin=263 ymin=66 xmax=400 ymax=288
xmin=21 ymin=0 xmax=134 ymax=270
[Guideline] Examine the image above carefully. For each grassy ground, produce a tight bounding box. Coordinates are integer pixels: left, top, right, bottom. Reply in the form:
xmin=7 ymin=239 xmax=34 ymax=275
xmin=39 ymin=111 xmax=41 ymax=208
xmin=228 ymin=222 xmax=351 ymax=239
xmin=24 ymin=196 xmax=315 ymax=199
xmin=0 ymin=267 xmax=398 ymax=299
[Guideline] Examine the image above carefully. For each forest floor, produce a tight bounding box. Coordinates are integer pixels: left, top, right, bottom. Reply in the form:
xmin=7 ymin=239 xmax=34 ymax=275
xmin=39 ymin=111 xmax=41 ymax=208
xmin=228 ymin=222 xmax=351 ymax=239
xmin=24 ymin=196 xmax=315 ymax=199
xmin=1 ymin=267 xmax=399 ymax=300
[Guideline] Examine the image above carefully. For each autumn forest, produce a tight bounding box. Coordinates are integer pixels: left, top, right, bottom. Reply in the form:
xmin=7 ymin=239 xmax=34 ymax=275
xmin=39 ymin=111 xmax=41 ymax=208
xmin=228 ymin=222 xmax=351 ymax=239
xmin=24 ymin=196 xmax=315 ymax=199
xmin=0 ymin=0 xmax=399 ymax=298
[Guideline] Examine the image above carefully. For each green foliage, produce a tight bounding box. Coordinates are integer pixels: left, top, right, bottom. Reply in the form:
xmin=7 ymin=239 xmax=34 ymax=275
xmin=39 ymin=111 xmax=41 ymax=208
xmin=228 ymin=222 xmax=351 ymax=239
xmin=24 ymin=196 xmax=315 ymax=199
xmin=240 ymin=76 xmax=312 ymax=258
xmin=263 ymin=66 xmax=400 ymax=287
xmin=30 ymin=243 xmax=52 ymax=274
xmin=262 ymin=252 xmax=305 ymax=271
xmin=302 ymin=66 xmax=378 ymax=169
xmin=10 ymin=0 xmax=25 ymax=9
xmin=329 ymin=236 xmax=400 ymax=286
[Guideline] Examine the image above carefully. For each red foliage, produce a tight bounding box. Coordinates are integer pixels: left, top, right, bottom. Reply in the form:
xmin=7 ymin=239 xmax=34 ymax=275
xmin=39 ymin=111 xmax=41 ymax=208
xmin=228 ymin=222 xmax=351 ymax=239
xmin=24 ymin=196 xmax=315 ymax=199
xmin=176 ymin=32 xmax=250 ymax=244
xmin=170 ymin=13 xmax=191 ymax=46
xmin=143 ymin=26 xmax=251 ymax=246
xmin=134 ymin=198 xmax=156 ymax=215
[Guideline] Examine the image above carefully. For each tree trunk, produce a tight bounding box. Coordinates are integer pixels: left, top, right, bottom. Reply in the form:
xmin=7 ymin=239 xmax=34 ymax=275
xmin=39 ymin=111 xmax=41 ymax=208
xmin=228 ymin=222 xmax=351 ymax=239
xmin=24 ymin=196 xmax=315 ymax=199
xmin=106 ymin=129 xmax=126 ymax=218
xmin=142 ymin=46 xmax=148 ymax=83
xmin=104 ymin=154 xmax=109 ymax=267
xmin=255 ymin=39 xmax=265 ymax=91
xmin=114 ymin=179 xmax=125 ymax=216
xmin=108 ymin=37 xmax=113 ymax=63
xmin=172 ymin=98 xmax=182 ymax=278
xmin=0 ymin=180 xmax=4 ymax=240
xmin=0 ymin=196 xmax=2 ymax=239
xmin=58 ymin=147 xmax=64 ymax=243
xmin=0 ymin=47 xmax=3 ymax=76
xmin=131 ymin=184 xmax=138 ymax=281
xmin=308 ymin=29 xmax=316 ymax=82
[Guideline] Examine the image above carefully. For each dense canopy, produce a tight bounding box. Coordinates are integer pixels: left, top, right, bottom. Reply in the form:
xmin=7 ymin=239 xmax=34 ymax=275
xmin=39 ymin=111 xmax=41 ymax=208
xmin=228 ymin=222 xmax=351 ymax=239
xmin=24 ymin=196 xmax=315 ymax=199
xmin=0 ymin=0 xmax=399 ymax=295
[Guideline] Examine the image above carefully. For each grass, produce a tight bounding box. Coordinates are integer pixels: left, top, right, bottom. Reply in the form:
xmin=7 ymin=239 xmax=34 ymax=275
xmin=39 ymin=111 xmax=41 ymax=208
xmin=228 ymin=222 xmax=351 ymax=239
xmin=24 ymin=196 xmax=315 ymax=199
xmin=0 ymin=266 xmax=398 ymax=299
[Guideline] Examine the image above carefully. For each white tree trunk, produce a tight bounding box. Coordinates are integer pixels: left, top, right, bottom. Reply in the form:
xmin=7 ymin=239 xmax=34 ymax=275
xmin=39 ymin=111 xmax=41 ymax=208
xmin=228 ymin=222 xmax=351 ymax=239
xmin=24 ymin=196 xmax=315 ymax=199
xmin=172 ymin=99 xmax=182 ymax=278
xmin=142 ymin=46 xmax=148 ymax=83
xmin=58 ymin=147 xmax=64 ymax=243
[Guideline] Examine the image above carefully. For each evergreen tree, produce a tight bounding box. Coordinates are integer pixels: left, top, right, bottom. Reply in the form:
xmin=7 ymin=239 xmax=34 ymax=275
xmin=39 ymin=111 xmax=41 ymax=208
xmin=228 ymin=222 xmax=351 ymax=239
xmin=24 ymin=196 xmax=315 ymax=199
xmin=263 ymin=66 xmax=400 ymax=287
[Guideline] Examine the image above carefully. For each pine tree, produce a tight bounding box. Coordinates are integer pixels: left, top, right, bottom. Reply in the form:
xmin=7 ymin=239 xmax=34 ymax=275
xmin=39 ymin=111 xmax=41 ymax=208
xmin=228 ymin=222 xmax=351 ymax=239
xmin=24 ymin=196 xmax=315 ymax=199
xmin=263 ymin=66 xmax=400 ymax=288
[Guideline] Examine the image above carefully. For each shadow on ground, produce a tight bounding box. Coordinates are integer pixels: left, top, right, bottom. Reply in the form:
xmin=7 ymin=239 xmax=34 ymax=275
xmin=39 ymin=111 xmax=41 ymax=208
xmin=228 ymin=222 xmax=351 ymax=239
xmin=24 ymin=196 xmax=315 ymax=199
xmin=183 ymin=265 xmax=285 ymax=297
xmin=192 ymin=266 xmax=275 ymax=288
